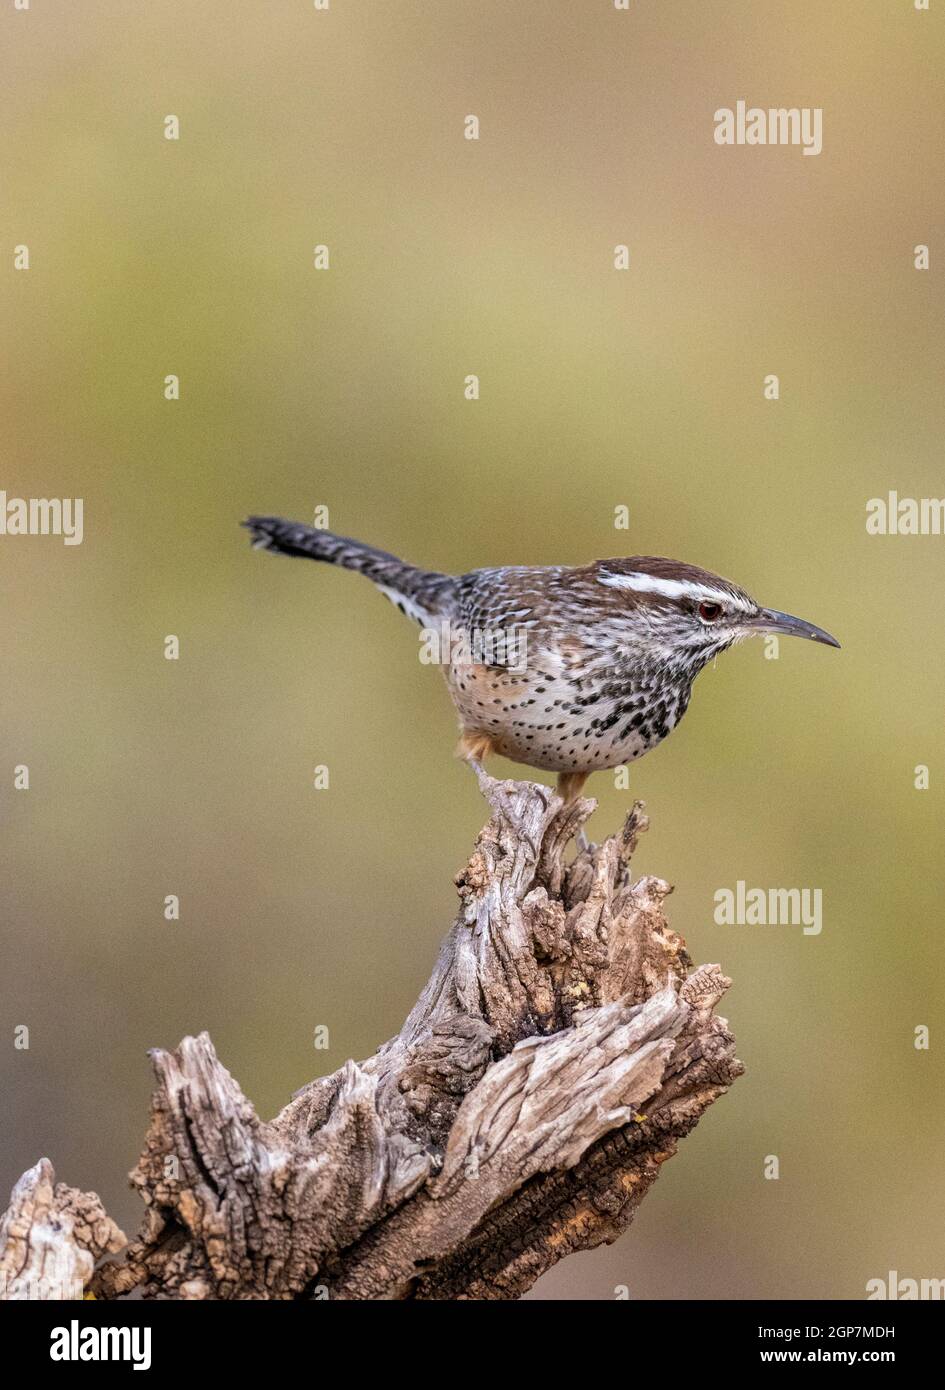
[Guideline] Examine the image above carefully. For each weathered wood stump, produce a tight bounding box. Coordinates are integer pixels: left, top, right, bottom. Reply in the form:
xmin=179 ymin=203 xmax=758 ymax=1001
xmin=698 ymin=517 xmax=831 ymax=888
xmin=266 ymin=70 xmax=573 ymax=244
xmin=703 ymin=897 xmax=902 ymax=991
xmin=0 ymin=771 xmax=742 ymax=1300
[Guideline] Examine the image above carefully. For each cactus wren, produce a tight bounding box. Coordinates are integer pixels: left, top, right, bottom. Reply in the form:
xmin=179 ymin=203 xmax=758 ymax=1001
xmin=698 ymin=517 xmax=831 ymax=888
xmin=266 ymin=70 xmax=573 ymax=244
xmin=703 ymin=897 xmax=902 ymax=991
xmin=244 ymin=518 xmax=839 ymax=801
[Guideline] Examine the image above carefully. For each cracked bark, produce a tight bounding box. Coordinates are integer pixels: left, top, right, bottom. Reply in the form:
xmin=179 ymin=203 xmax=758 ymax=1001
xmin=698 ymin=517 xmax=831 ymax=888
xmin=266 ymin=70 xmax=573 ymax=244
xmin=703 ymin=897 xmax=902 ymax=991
xmin=0 ymin=771 xmax=743 ymax=1301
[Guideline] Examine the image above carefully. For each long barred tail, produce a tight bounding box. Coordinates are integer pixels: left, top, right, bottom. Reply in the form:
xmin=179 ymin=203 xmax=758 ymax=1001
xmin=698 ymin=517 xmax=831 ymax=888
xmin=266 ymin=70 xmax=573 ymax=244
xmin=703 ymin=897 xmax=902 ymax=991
xmin=242 ymin=516 xmax=457 ymax=624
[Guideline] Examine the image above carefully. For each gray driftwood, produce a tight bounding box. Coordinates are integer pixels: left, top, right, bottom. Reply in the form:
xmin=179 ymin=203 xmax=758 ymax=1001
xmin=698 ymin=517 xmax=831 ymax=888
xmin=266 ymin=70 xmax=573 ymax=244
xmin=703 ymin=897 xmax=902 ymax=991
xmin=0 ymin=771 xmax=742 ymax=1300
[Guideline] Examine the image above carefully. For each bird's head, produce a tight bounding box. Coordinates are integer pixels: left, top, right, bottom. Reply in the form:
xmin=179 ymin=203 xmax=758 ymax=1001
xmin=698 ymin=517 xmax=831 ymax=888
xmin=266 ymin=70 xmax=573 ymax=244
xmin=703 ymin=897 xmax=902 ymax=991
xmin=592 ymin=557 xmax=840 ymax=671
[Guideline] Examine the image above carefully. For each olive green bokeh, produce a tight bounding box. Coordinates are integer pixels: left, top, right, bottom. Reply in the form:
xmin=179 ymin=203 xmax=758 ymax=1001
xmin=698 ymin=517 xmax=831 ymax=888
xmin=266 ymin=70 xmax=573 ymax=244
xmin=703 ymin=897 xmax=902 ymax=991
xmin=1 ymin=2 xmax=943 ymax=1299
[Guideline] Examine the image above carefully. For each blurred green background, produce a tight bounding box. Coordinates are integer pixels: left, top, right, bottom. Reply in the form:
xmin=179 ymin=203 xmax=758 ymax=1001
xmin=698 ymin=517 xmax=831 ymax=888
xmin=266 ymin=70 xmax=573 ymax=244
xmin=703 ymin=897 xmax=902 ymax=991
xmin=2 ymin=1 xmax=943 ymax=1300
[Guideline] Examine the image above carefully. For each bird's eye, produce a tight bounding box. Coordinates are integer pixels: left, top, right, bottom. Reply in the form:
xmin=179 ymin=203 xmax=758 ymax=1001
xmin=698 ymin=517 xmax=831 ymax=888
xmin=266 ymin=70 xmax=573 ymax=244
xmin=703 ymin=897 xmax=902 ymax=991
xmin=698 ymin=602 xmax=723 ymax=622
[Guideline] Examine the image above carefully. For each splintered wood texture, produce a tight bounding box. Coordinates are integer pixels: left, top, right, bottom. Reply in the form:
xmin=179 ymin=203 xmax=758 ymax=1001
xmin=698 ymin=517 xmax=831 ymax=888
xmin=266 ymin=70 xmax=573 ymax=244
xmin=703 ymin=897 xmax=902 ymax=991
xmin=1 ymin=772 xmax=742 ymax=1301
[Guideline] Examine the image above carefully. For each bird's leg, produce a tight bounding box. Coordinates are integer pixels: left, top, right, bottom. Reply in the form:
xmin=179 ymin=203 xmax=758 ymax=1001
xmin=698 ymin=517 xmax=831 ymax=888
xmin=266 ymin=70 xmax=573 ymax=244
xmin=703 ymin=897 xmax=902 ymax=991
xmin=556 ymin=772 xmax=592 ymax=851
xmin=457 ymin=732 xmax=498 ymax=798
xmin=456 ymin=730 xmax=496 ymax=766
xmin=556 ymin=771 xmax=589 ymax=803
xmin=458 ymin=739 xmax=540 ymax=859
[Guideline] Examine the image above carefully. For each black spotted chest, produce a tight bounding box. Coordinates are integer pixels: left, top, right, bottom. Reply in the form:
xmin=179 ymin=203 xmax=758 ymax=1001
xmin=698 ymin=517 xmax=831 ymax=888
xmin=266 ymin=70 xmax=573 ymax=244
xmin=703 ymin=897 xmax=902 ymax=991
xmin=446 ymin=656 xmax=694 ymax=773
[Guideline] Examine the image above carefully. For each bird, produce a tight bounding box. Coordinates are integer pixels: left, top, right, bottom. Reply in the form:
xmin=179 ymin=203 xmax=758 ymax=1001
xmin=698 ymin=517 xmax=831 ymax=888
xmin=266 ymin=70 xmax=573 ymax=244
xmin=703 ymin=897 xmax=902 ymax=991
xmin=243 ymin=517 xmax=839 ymax=805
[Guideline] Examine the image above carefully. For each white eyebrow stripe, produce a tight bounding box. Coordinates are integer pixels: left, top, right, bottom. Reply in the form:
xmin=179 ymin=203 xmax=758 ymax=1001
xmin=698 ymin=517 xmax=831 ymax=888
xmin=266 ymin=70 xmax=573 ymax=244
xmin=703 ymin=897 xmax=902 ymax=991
xmin=597 ymin=571 xmax=735 ymax=605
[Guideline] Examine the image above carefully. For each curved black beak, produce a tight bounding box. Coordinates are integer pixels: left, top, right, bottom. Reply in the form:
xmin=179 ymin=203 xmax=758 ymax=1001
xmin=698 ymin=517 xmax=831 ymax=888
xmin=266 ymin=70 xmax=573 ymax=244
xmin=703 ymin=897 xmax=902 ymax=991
xmin=746 ymin=608 xmax=840 ymax=649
